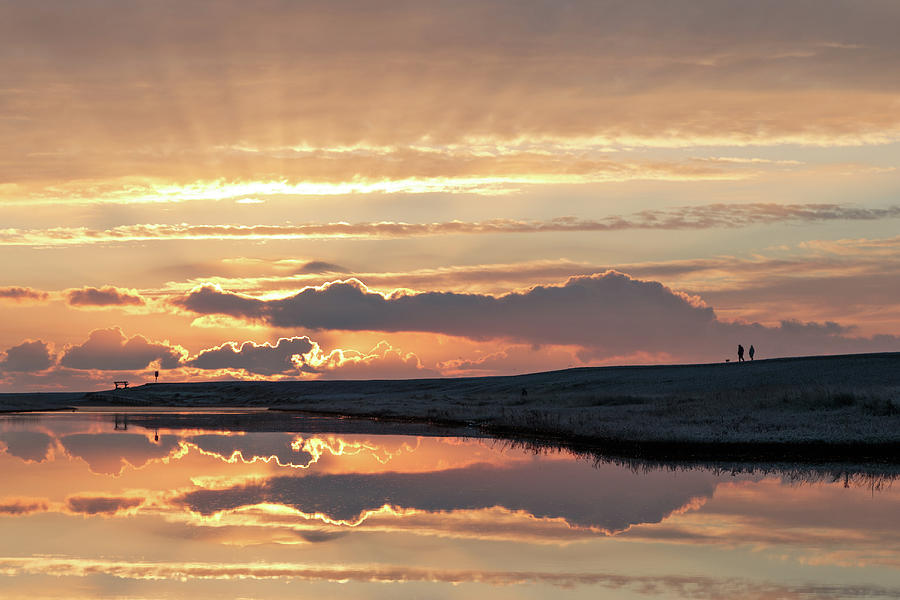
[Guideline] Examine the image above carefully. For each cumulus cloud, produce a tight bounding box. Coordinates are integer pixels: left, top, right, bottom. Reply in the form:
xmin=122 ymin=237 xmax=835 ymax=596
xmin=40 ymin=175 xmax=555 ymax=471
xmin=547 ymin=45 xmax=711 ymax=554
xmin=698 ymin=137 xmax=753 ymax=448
xmin=59 ymin=327 xmax=186 ymax=371
xmin=185 ymin=336 xmax=435 ymax=379
xmin=311 ymin=341 xmax=438 ymax=380
xmin=172 ymin=272 xmax=899 ymax=361
xmin=65 ymin=495 xmax=144 ymax=515
xmin=172 ymin=273 xmax=716 ymax=351
xmin=3 ymin=203 xmax=899 ymax=245
xmin=0 ymin=498 xmax=50 ymax=516
xmin=65 ymin=286 xmax=145 ymax=307
xmin=0 ymin=340 xmax=54 ymax=373
xmin=187 ymin=337 xmax=316 ymax=375
xmin=175 ymin=285 xmax=266 ymax=320
xmin=0 ymin=286 xmax=50 ymax=302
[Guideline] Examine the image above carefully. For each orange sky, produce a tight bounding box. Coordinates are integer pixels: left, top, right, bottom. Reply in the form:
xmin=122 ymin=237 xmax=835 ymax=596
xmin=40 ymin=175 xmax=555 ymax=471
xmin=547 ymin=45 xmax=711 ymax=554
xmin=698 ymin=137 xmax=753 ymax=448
xmin=1 ymin=0 xmax=899 ymax=390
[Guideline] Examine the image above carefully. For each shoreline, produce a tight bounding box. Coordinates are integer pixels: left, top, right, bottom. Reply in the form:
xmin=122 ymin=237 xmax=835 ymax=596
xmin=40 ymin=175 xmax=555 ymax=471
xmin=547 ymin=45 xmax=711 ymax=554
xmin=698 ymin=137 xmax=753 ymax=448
xmin=2 ymin=352 xmax=899 ymax=463
xmin=281 ymin=406 xmax=900 ymax=465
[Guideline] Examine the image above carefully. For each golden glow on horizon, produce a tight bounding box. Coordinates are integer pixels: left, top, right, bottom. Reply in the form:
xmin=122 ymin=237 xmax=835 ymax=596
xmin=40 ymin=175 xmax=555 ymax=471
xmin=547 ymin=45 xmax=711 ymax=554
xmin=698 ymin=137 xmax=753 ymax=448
xmin=3 ymin=166 xmax=755 ymax=206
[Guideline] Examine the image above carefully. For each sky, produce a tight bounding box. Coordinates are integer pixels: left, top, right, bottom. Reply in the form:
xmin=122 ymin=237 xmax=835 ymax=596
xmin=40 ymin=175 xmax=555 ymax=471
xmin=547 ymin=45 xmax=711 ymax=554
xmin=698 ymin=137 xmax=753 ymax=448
xmin=1 ymin=413 xmax=898 ymax=598
xmin=1 ymin=0 xmax=900 ymax=391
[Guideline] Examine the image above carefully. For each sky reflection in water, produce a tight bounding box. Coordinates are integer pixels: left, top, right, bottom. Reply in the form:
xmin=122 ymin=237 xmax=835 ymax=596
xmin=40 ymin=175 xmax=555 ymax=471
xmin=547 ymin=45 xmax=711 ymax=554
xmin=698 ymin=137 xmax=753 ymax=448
xmin=0 ymin=411 xmax=898 ymax=599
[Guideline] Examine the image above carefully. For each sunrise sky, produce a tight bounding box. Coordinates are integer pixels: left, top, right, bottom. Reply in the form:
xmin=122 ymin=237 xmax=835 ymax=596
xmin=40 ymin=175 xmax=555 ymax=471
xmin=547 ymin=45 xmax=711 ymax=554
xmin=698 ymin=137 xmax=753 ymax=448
xmin=2 ymin=0 xmax=899 ymax=391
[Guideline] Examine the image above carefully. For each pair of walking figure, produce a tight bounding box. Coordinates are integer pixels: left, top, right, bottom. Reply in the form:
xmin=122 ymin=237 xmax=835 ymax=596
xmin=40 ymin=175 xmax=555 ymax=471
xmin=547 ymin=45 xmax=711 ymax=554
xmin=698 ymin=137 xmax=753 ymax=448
xmin=738 ymin=344 xmax=755 ymax=362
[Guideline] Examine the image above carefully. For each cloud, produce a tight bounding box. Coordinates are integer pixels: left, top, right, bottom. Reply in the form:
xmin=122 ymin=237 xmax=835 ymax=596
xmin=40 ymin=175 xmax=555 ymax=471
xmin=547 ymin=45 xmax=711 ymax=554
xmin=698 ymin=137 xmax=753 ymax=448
xmin=65 ymin=286 xmax=145 ymax=308
xmin=59 ymin=327 xmax=186 ymax=371
xmin=175 ymin=285 xmax=267 ymax=321
xmin=174 ymin=273 xmax=714 ymax=347
xmin=0 ymin=498 xmax=50 ymax=516
xmin=172 ymin=272 xmax=899 ymax=361
xmin=3 ymin=203 xmax=899 ymax=245
xmin=0 ymin=286 xmax=50 ymax=302
xmin=185 ymin=336 xmax=435 ymax=379
xmin=0 ymin=329 xmax=433 ymax=388
xmin=0 ymin=340 xmax=54 ymax=372
xmin=65 ymin=495 xmax=144 ymax=515
xmin=187 ymin=337 xmax=316 ymax=375
xmin=310 ymin=341 xmax=438 ymax=380
xmin=295 ymin=261 xmax=348 ymax=274
xmin=3 ymin=1 xmax=900 ymax=207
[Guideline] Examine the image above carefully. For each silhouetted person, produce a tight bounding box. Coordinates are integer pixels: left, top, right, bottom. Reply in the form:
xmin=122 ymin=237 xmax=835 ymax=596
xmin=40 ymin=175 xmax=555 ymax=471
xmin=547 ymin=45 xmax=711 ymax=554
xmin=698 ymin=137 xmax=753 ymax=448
xmin=154 ymin=370 xmax=159 ymax=383
xmin=737 ymin=344 xmax=745 ymax=362
xmin=749 ymin=345 xmax=755 ymax=361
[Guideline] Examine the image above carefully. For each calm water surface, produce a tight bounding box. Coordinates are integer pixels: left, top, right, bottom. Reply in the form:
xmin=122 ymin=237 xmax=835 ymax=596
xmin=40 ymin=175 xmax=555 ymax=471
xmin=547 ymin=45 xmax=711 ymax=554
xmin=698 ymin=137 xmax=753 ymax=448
xmin=0 ymin=410 xmax=898 ymax=599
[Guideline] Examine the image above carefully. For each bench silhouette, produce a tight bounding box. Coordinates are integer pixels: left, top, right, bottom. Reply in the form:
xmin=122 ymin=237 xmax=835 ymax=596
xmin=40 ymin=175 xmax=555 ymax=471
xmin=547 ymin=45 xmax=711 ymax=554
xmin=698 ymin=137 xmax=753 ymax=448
xmin=114 ymin=381 xmax=129 ymax=389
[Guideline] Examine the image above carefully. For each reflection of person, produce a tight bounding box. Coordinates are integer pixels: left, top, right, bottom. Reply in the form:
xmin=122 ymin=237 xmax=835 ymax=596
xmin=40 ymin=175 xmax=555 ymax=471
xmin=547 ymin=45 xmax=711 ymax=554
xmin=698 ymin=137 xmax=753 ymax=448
xmin=749 ymin=345 xmax=755 ymax=361
xmin=738 ymin=344 xmax=745 ymax=362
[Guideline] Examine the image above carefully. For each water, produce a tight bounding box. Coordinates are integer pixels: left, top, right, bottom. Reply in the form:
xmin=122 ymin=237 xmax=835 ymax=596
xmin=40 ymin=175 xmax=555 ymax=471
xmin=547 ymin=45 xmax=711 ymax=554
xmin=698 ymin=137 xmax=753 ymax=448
xmin=0 ymin=410 xmax=898 ymax=599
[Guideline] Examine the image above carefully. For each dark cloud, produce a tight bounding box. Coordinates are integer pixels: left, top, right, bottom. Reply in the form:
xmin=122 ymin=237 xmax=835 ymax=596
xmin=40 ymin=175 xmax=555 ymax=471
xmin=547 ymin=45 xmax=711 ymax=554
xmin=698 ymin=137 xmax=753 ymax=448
xmin=295 ymin=261 xmax=349 ymax=274
xmin=65 ymin=286 xmax=145 ymax=307
xmin=59 ymin=327 xmax=184 ymax=371
xmin=174 ymin=285 xmax=266 ymax=320
xmin=174 ymin=273 xmax=716 ymax=352
xmin=0 ymin=340 xmax=54 ymax=372
xmin=185 ymin=337 xmax=435 ymax=378
xmin=65 ymin=495 xmax=144 ymax=515
xmin=172 ymin=272 xmax=900 ymax=360
xmin=61 ymin=433 xmax=182 ymax=475
xmin=0 ymin=499 xmax=50 ymax=516
xmin=0 ymin=432 xmax=54 ymax=462
xmin=0 ymin=286 xmax=49 ymax=302
xmin=177 ymin=460 xmax=717 ymax=532
xmin=294 ymin=529 xmax=349 ymax=543
xmin=186 ymin=337 xmax=316 ymax=375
